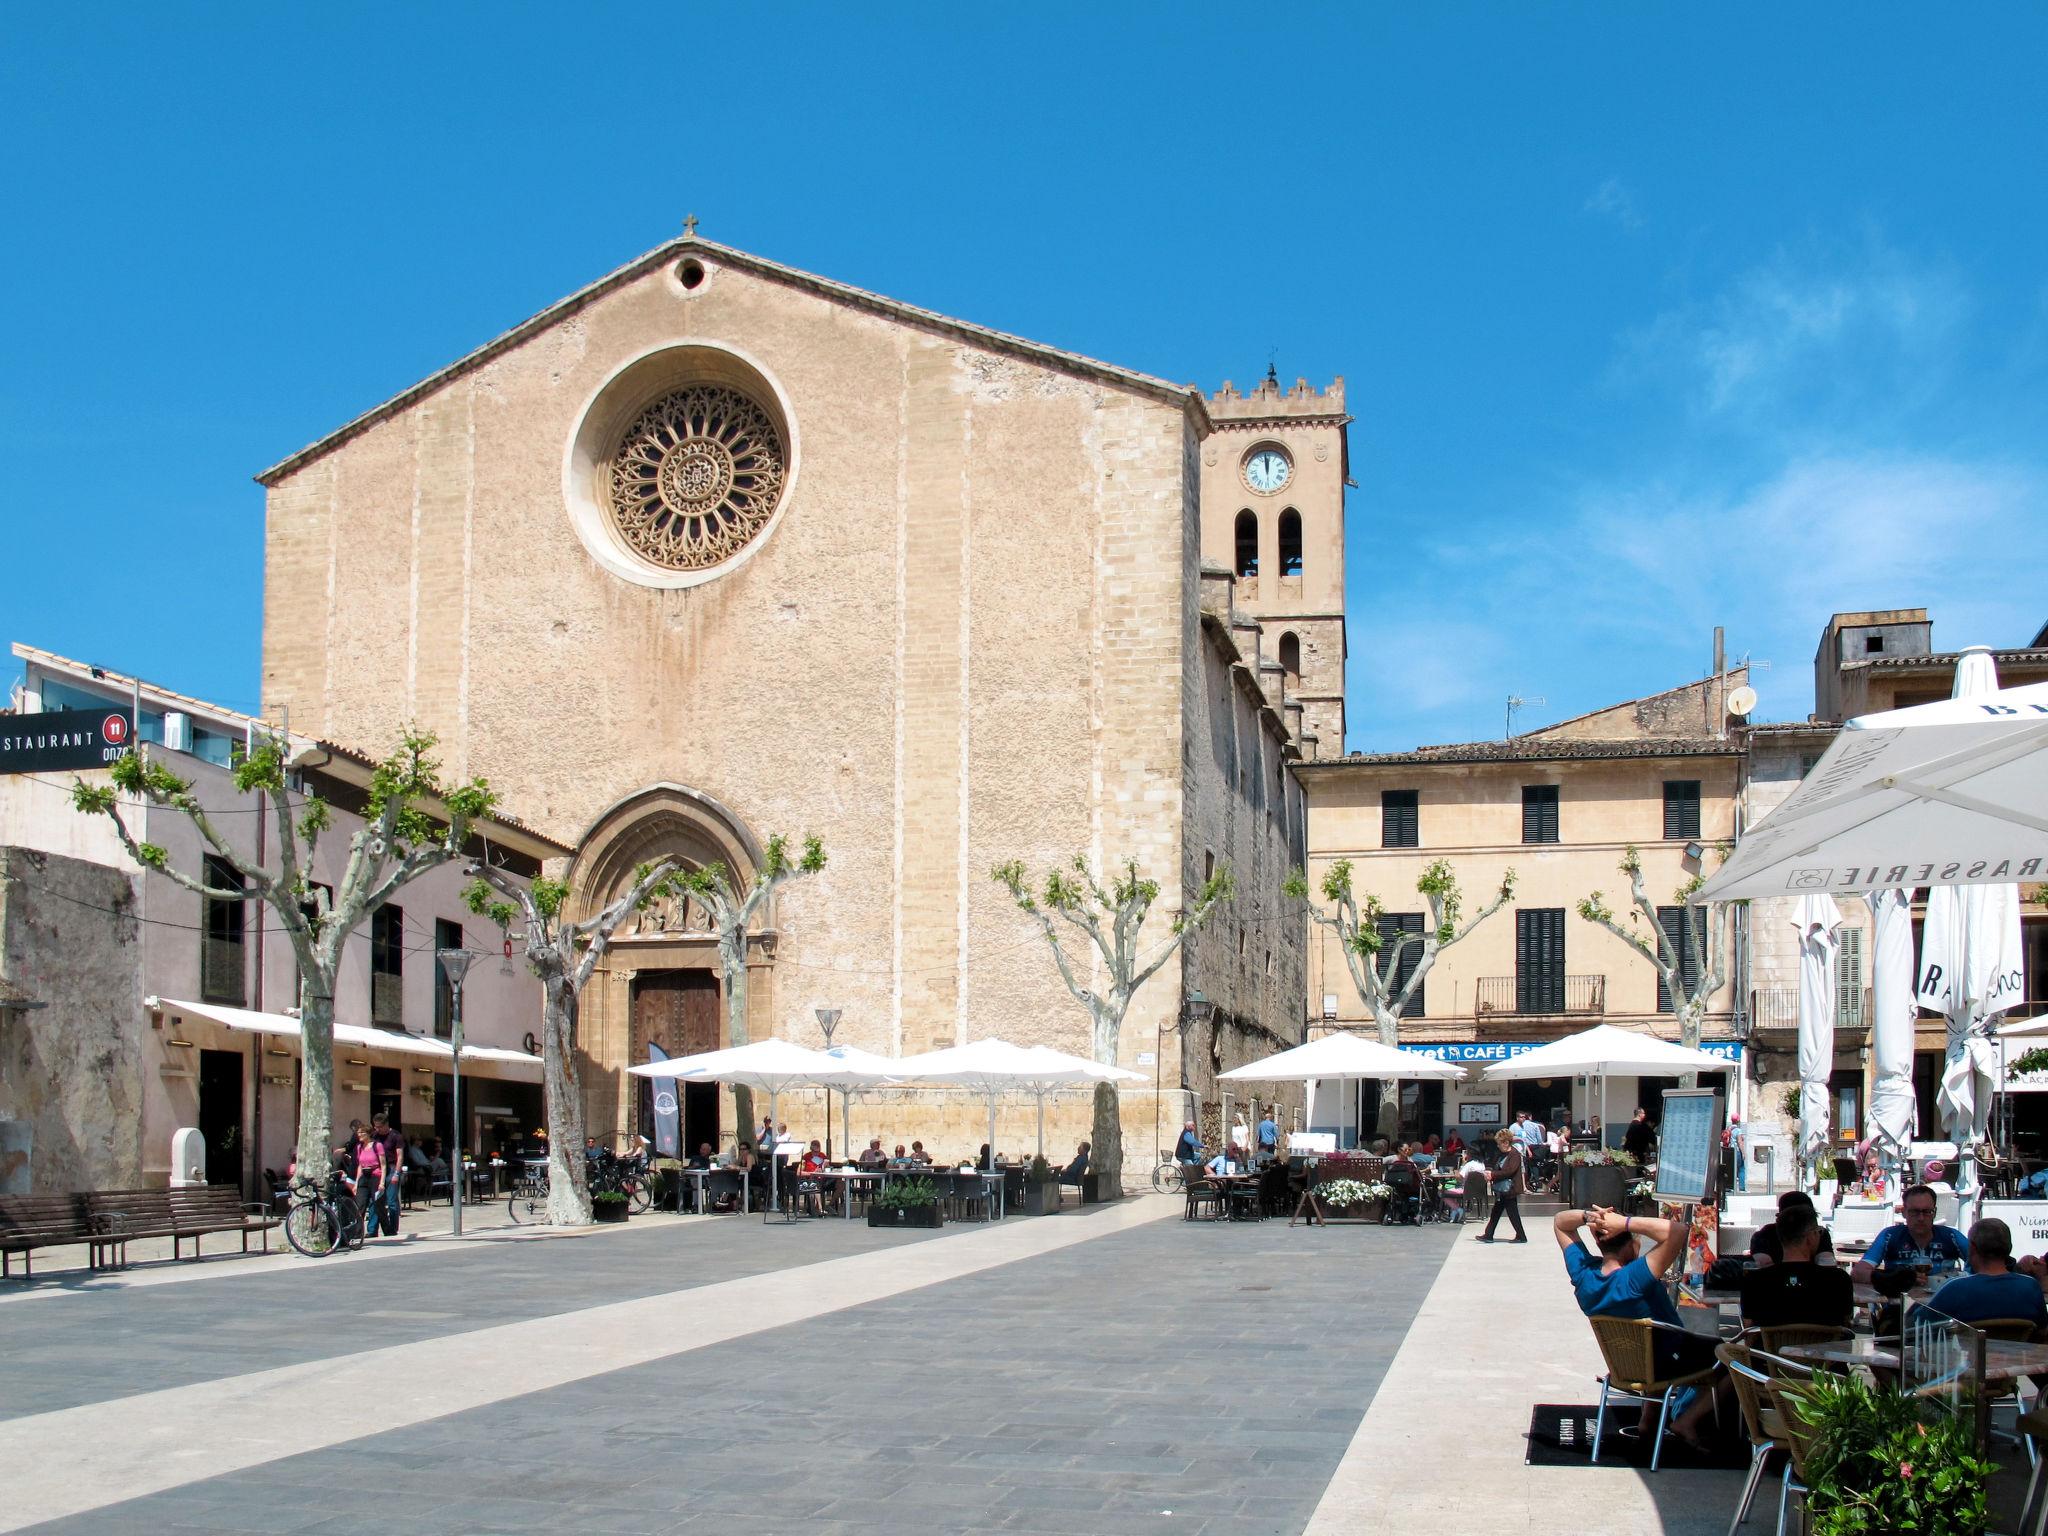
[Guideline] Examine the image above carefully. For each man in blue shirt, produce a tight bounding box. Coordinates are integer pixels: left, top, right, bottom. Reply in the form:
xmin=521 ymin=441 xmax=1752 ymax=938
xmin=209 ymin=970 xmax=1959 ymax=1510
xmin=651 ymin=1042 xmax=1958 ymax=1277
xmin=1256 ymin=1112 xmax=1279 ymax=1163
xmin=1851 ymin=1184 xmax=1970 ymax=1285
xmin=1554 ymin=1204 xmax=1725 ymax=1449
xmin=1919 ymin=1218 xmax=2048 ymax=1328
xmin=1173 ymin=1121 xmax=1202 ymax=1167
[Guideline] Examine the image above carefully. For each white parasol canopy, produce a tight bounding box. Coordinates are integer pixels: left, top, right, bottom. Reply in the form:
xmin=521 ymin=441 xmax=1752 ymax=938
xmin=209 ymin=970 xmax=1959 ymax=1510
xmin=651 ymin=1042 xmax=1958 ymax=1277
xmin=1793 ymin=892 xmax=1843 ymax=1166
xmin=1865 ymin=886 xmax=1920 ymax=1153
xmin=628 ymin=1038 xmax=844 ymax=1211
xmin=890 ymin=1039 xmax=1142 ymax=1162
xmin=1219 ymin=1032 xmax=1467 ymax=1083
xmin=1696 ymin=676 xmax=2048 ymax=903
xmin=1478 ymin=1023 xmax=1735 ymax=1081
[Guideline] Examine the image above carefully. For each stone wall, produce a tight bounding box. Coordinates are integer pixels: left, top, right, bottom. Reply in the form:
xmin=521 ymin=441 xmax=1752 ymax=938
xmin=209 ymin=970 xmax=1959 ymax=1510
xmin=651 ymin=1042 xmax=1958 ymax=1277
xmin=0 ymin=846 xmax=146 ymax=1192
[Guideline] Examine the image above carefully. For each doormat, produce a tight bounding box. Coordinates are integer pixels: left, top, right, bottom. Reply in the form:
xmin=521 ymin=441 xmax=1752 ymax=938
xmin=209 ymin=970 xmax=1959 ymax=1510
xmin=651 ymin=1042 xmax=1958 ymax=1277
xmin=1525 ymin=1404 xmax=1748 ymax=1470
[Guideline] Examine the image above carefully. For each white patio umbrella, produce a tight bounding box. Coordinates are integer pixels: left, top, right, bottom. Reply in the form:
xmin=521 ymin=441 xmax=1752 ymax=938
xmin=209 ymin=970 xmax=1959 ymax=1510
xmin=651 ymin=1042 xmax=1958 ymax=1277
xmin=1220 ymin=1032 xmax=1466 ymax=1153
xmin=891 ymin=1038 xmax=1141 ymax=1167
xmin=628 ymin=1038 xmax=839 ymax=1211
xmin=1916 ymin=650 xmax=2030 ymax=1172
xmin=1793 ymin=893 xmax=1843 ymax=1173
xmin=1865 ymin=886 xmax=1920 ymax=1155
xmin=1480 ymin=1023 xmax=1734 ymax=1139
xmin=1696 ymin=676 xmax=2048 ymax=904
xmin=813 ymin=1045 xmax=908 ymax=1162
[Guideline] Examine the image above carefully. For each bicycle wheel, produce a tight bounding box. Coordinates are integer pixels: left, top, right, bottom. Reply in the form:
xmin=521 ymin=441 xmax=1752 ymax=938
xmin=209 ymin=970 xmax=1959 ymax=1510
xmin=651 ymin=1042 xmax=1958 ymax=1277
xmin=1151 ymin=1161 xmax=1184 ymax=1194
xmin=627 ymin=1176 xmax=652 ymax=1215
xmin=508 ymin=1181 xmax=548 ymax=1224
xmin=332 ymin=1193 xmax=363 ymax=1251
xmin=284 ymin=1197 xmax=340 ymax=1257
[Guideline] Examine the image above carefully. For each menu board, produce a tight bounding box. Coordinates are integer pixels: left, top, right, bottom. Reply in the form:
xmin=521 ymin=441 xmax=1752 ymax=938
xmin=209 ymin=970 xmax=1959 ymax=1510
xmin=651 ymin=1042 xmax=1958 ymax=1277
xmin=1653 ymin=1088 xmax=1724 ymax=1205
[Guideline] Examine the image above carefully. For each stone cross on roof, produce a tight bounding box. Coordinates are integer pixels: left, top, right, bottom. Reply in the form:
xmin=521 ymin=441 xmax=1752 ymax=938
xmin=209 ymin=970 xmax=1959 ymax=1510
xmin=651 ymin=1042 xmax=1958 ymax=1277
xmin=684 ymin=213 xmax=699 ymax=238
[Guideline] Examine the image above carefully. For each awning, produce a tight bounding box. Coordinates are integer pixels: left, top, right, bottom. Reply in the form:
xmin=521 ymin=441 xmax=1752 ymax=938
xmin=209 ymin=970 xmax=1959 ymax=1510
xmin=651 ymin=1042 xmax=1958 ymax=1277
xmin=149 ymin=997 xmax=542 ymax=1081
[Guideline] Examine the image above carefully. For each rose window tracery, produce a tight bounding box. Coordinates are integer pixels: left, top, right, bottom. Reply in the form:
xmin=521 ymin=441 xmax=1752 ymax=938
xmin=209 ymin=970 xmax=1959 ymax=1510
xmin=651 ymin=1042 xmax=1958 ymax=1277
xmin=605 ymin=385 xmax=787 ymax=570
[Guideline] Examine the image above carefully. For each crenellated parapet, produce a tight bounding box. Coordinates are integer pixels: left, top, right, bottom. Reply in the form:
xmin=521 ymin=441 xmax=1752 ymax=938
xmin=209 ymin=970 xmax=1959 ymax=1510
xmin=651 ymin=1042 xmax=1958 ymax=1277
xmin=1207 ymin=375 xmax=1347 ymax=427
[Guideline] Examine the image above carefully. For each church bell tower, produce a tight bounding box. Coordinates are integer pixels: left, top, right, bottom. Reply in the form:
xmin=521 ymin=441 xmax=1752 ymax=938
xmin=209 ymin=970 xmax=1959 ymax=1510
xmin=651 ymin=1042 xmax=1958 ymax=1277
xmin=1198 ymin=373 xmax=1350 ymax=759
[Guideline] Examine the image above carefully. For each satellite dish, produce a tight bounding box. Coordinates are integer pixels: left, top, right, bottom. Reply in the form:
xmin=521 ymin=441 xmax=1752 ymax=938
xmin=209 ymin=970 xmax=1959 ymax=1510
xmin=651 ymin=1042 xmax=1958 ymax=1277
xmin=1726 ymin=685 xmax=1758 ymax=718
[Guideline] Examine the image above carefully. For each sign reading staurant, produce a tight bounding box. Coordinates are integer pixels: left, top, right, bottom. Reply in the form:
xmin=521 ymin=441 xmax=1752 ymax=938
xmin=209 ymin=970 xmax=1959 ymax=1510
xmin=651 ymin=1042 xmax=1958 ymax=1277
xmin=0 ymin=709 xmax=133 ymax=774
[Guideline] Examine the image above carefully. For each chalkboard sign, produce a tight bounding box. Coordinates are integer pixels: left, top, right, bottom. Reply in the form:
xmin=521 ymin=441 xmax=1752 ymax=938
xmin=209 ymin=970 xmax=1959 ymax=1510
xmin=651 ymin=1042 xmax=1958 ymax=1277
xmin=1653 ymin=1088 xmax=1724 ymax=1204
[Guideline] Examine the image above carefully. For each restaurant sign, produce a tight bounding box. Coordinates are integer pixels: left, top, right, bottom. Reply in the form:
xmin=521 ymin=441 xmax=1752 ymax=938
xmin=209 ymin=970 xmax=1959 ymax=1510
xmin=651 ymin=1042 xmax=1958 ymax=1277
xmin=0 ymin=709 xmax=134 ymax=774
xmin=1399 ymin=1039 xmax=1743 ymax=1065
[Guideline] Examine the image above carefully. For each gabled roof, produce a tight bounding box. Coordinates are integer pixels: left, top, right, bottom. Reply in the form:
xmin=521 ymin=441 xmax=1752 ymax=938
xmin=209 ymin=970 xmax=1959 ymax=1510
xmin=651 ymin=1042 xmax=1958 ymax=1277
xmin=257 ymin=236 xmax=1212 ymax=486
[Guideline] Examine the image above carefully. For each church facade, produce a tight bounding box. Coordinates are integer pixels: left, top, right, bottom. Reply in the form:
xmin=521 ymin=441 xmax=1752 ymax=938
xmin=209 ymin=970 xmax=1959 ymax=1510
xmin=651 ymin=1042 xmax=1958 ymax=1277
xmin=257 ymin=237 xmax=1347 ymax=1166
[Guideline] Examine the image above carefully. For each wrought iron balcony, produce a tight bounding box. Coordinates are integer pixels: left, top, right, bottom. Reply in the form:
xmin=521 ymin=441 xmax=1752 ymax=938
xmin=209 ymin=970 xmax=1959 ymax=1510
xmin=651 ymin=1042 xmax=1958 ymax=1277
xmin=200 ymin=937 xmax=246 ymax=1006
xmin=371 ymin=970 xmax=404 ymax=1027
xmin=1474 ymin=975 xmax=1607 ymax=1018
xmin=1750 ymin=985 xmax=1871 ymax=1033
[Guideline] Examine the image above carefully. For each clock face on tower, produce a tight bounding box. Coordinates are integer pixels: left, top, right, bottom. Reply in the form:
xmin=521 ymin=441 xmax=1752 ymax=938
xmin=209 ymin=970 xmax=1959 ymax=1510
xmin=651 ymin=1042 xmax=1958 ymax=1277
xmin=1242 ymin=445 xmax=1293 ymax=495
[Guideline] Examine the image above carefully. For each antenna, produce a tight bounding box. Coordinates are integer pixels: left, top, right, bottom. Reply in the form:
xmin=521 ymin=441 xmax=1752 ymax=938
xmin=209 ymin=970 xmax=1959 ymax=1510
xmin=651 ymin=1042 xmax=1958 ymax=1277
xmin=1506 ymin=695 xmax=1546 ymax=738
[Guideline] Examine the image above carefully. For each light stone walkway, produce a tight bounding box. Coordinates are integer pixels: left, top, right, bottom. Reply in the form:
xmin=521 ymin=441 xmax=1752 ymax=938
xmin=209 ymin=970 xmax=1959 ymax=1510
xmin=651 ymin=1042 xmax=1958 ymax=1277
xmin=0 ymin=1196 xmax=1173 ymax=1531
xmin=1307 ymin=1215 xmax=1736 ymax=1536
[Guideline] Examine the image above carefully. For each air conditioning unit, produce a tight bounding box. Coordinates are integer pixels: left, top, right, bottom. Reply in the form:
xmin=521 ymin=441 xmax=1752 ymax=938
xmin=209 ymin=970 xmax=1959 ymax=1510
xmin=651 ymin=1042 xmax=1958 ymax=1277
xmin=163 ymin=712 xmax=193 ymax=753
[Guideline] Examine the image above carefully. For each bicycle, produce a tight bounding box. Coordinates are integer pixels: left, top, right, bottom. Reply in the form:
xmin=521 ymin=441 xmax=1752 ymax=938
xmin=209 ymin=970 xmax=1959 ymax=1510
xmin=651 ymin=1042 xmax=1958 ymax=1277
xmin=505 ymin=1159 xmax=550 ymax=1225
xmin=284 ymin=1172 xmax=365 ymax=1258
xmin=590 ymin=1143 xmax=655 ymax=1214
xmin=1150 ymin=1157 xmax=1186 ymax=1195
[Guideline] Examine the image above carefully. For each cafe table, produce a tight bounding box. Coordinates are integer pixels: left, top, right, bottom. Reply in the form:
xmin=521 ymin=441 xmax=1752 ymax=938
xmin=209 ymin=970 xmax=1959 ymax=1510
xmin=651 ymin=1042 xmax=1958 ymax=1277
xmin=1782 ymin=1333 xmax=2048 ymax=1450
xmin=814 ymin=1167 xmax=884 ymax=1219
xmin=676 ymin=1166 xmax=749 ymax=1216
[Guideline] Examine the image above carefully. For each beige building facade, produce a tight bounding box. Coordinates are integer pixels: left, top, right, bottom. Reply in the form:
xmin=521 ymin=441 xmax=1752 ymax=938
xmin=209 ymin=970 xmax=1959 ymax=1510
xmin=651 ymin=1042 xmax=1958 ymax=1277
xmin=255 ymin=237 xmax=1336 ymax=1171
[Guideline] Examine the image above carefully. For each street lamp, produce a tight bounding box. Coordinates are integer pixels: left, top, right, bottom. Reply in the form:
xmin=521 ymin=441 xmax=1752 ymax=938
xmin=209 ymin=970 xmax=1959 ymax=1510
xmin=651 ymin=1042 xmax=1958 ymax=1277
xmin=1156 ymin=991 xmax=1214 ymax=1164
xmin=437 ymin=947 xmax=476 ymax=1236
xmin=815 ymin=1007 xmax=841 ymax=1157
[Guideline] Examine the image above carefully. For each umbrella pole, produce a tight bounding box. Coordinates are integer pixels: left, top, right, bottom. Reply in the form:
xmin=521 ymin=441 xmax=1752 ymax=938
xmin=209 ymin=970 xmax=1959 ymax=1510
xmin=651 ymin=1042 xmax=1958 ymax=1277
xmin=769 ymin=1088 xmax=780 ymax=1212
xmin=1036 ymin=1091 xmax=1046 ymax=1161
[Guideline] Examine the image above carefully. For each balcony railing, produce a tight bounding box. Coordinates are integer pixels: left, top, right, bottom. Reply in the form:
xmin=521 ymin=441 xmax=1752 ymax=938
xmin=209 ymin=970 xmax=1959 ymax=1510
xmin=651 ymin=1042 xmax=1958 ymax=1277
xmin=200 ymin=937 xmax=246 ymax=1006
xmin=1751 ymin=985 xmax=1872 ymax=1032
xmin=1475 ymin=975 xmax=1606 ymax=1018
xmin=371 ymin=970 xmax=404 ymax=1027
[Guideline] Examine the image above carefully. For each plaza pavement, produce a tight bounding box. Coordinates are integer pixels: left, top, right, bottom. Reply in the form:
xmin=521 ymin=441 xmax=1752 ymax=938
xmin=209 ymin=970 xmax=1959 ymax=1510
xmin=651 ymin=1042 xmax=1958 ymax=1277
xmin=0 ymin=1193 xmax=1778 ymax=1535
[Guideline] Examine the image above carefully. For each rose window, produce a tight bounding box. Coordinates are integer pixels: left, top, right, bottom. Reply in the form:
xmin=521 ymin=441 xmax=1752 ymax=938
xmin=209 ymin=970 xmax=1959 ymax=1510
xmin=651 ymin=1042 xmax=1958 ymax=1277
xmin=605 ymin=385 xmax=788 ymax=571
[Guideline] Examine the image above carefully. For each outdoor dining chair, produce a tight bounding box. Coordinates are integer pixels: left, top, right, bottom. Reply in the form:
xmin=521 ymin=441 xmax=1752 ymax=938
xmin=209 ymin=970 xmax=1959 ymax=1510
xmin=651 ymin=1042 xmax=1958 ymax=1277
xmin=2016 ymin=1403 xmax=2048 ymax=1536
xmin=1586 ymin=1315 xmax=1723 ymax=1471
xmin=1717 ymin=1343 xmax=1783 ymax=1536
xmin=1183 ymin=1177 xmax=1225 ymax=1222
xmin=1753 ymin=1323 xmax=1853 ymax=1359
xmin=1763 ymin=1373 xmax=1822 ymax=1536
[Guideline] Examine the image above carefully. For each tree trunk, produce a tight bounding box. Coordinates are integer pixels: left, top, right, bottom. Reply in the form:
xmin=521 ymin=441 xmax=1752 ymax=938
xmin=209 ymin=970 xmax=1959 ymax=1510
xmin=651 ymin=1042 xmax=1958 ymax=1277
xmin=720 ymin=934 xmax=755 ymax=1137
xmin=297 ymin=983 xmax=337 ymax=1191
xmin=543 ymin=980 xmax=592 ymax=1225
xmin=1677 ymin=1000 xmax=1704 ymax=1091
xmin=1372 ymin=1004 xmax=1401 ymax=1140
xmin=1090 ymin=1081 xmax=1123 ymax=1200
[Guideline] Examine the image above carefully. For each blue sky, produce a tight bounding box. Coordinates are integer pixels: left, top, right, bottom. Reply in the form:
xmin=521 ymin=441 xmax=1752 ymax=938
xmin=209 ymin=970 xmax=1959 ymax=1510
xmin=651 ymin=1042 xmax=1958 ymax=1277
xmin=4 ymin=5 xmax=2044 ymax=751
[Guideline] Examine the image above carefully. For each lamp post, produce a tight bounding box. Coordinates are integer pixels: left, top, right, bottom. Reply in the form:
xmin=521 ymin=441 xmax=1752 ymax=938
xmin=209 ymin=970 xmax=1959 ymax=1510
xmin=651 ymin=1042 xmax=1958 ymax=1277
xmin=437 ymin=947 xmax=476 ymax=1236
xmin=815 ymin=1007 xmax=841 ymax=1157
xmin=1157 ymin=991 xmax=1213 ymax=1165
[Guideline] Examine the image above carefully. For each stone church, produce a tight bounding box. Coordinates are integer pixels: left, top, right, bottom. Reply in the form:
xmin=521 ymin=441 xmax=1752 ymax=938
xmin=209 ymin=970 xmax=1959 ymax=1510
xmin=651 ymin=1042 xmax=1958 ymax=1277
xmin=256 ymin=235 xmax=1348 ymax=1166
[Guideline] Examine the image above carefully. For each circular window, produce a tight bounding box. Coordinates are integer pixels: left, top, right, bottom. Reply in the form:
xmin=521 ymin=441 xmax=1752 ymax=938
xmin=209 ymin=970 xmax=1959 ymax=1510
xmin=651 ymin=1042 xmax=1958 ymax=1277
xmin=605 ymin=385 xmax=787 ymax=572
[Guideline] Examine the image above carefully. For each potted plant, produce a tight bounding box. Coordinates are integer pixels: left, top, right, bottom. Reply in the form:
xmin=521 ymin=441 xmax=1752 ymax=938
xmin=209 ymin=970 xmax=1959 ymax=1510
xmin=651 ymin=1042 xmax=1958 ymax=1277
xmin=1625 ymin=1177 xmax=1657 ymax=1216
xmin=868 ymin=1175 xmax=944 ymax=1229
xmin=1786 ymin=1368 xmax=1992 ymax=1535
xmin=1315 ymin=1178 xmax=1386 ymax=1222
xmin=1563 ymin=1147 xmax=1637 ymax=1211
xmin=592 ymin=1189 xmax=631 ymax=1224
xmin=1023 ymin=1157 xmax=1057 ymax=1217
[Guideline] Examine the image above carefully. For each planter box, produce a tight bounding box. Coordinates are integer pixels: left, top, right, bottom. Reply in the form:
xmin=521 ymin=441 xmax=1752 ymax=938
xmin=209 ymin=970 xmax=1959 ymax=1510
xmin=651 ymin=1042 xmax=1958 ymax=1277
xmin=592 ymin=1201 xmax=630 ymax=1224
xmin=867 ymin=1204 xmax=944 ymax=1229
xmin=1022 ymin=1183 xmax=1057 ymax=1217
xmin=1080 ymin=1173 xmax=1100 ymax=1205
xmin=1570 ymin=1164 xmax=1628 ymax=1211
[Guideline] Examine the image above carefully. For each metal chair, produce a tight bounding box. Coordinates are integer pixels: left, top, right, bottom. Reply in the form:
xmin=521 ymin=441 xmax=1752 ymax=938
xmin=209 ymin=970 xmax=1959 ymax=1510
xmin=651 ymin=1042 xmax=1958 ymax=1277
xmin=1718 ymin=1342 xmax=1783 ymax=1536
xmin=1183 ymin=1176 xmax=1225 ymax=1222
xmin=2016 ymin=1404 xmax=2048 ymax=1536
xmin=1587 ymin=1315 xmax=1722 ymax=1471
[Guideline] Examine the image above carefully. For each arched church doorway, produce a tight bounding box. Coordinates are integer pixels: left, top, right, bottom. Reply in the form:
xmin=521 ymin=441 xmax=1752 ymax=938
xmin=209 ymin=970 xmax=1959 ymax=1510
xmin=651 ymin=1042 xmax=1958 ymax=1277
xmin=631 ymin=970 xmax=722 ymax=1154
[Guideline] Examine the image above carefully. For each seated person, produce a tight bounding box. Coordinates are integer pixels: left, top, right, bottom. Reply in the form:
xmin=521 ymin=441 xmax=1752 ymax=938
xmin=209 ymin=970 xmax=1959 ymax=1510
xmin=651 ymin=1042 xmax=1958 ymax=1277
xmin=1173 ymin=1121 xmax=1203 ymax=1166
xmin=1919 ymin=1218 xmax=2048 ymax=1329
xmin=1748 ymin=1191 xmax=1837 ymax=1266
xmin=1205 ymin=1149 xmax=1243 ymax=1177
xmin=1851 ymin=1184 xmax=1969 ymax=1285
xmin=686 ymin=1142 xmax=714 ymax=1171
xmin=1554 ymin=1204 xmax=1728 ymax=1450
xmin=1442 ymin=1133 xmax=1467 ymax=1164
xmin=1059 ymin=1141 xmax=1091 ymax=1187
xmin=907 ymin=1140 xmax=933 ymax=1167
xmin=1740 ymin=1204 xmax=1854 ymax=1330
xmin=799 ymin=1140 xmax=829 ymax=1174
xmin=1413 ymin=1135 xmax=1439 ymax=1169
xmin=976 ymin=1143 xmax=995 ymax=1172
xmin=857 ymin=1138 xmax=888 ymax=1168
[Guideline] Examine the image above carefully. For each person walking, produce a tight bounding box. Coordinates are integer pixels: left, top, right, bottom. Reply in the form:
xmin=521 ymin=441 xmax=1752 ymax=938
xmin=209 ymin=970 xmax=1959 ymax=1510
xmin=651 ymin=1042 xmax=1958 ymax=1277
xmin=1723 ymin=1115 xmax=1747 ymax=1192
xmin=1475 ymin=1127 xmax=1528 ymax=1243
xmin=349 ymin=1124 xmax=385 ymax=1239
xmin=370 ymin=1111 xmax=405 ymax=1237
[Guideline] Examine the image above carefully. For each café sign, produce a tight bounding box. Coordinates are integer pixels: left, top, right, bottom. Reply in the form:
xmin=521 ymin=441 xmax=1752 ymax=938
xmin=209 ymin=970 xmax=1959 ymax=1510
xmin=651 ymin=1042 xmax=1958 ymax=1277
xmin=0 ymin=709 xmax=134 ymax=774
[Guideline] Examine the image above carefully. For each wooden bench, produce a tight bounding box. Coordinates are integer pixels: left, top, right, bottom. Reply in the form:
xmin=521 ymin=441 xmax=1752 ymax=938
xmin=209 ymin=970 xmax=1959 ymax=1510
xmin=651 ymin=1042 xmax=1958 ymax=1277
xmin=0 ymin=1194 xmax=93 ymax=1277
xmin=86 ymin=1186 xmax=281 ymax=1268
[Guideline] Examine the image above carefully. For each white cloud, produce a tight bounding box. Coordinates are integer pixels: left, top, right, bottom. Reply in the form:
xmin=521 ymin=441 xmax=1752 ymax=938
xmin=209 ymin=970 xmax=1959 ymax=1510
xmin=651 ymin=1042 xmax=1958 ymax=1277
xmin=1585 ymin=177 xmax=1643 ymax=231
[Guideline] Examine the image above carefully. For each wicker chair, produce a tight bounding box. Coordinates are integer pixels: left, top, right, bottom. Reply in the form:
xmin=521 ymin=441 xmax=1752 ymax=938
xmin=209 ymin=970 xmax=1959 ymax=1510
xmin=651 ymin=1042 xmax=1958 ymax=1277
xmin=1764 ymin=1373 xmax=1822 ymax=1536
xmin=1587 ymin=1315 xmax=1723 ymax=1471
xmin=1718 ymin=1342 xmax=1784 ymax=1536
xmin=1755 ymin=1323 xmax=1853 ymax=1359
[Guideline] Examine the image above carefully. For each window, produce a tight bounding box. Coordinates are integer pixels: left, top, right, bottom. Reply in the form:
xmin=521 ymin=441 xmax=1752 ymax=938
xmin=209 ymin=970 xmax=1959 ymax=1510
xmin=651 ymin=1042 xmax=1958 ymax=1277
xmin=1278 ymin=509 xmax=1303 ymax=577
xmin=1515 ymin=909 xmax=1566 ymax=1013
xmin=1278 ymin=632 xmax=1301 ymax=686
xmin=1521 ymin=784 xmax=1559 ymax=844
xmin=433 ymin=918 xmax=465 ymax=1038
xmin=1379 ymin=912 xmax=1427 ymax=1017
xmin=1234 ymin=510 xmax=1258 ymax=577
xmin=1655 ymin=906 xmax=1703 ymax=1013
xmin=1835 ymin=926 xmax=1865 ymax=1029
xmin=201 ymin=855 xmax=246 ymax=1006
xmin=1865 ymin=634 xmax=1885 ymax=654
xmin=371 ymin=903 xmax=405 ymax=1026
xmin=1663 ymin=779 xmax=1702 ymax=840
xmin=1381 ymin=789 xmax=1419 ymax=848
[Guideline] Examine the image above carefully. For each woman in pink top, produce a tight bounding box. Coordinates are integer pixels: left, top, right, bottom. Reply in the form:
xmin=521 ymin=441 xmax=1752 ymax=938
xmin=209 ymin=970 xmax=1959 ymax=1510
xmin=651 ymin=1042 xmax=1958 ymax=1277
xmin=351 ymin=1125 xmax=385 ymax=1238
